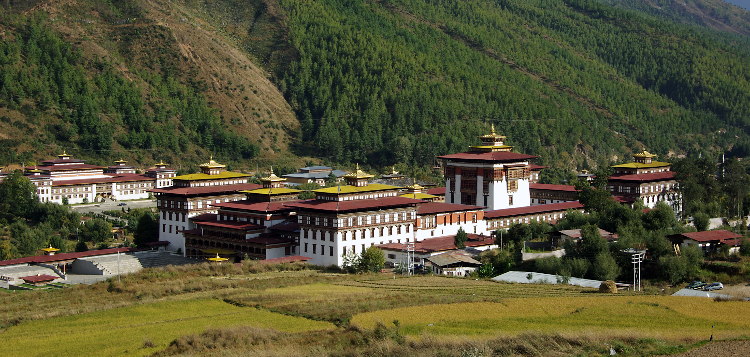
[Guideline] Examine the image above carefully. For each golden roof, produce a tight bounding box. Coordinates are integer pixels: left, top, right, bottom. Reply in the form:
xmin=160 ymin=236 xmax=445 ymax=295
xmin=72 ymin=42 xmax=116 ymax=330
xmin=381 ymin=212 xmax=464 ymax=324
xmin=343 ymin=163 xmax=374 ymax=179
xmin=41 ymin=245 xmax=60 ymax=252
xmin=207 ymin=253 xmax=228 ymax=262
xmin=314 ymin=183 xmax=399 ymax=194
xmin=58 ymin=151 xmax=70 ymax=158
xmin=200 ymin=156 xmax=226 ymax=169
xmin=405 ymin=179 xmax=424 ymax=191
xmin=612 ymin=161 xmax=671 ymax=169
xmin=399 ymin=192 xmax=437 ymax=200
xmin=633 ymin=150 xmax=657 ymax=158
xmin=172 ymin=171 xmax=250 ymax=181
xmin=114 ymin=159 xmax=127 ymax=164
xmin=479 ymin=124 xmax=506 ymax=140
xmin=242 ymin=187 xmax=300 ymax=195
xmin=155 ymin=161 xmax=168 ymax=166
xmin=260 ymin=168 xmax=285 ymax=182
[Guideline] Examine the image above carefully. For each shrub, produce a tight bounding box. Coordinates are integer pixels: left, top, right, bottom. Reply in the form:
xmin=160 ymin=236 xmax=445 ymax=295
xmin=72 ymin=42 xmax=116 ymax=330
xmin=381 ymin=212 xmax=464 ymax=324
xmin=592 ymin=252 xmax=620 ymax=281
xmin=535 ymin=257 xmax=562 ymax=275
xmin=740 ymin=238 xmax=750 ymax=257
xmin=693 ymin=212 xmax=710 ymax=231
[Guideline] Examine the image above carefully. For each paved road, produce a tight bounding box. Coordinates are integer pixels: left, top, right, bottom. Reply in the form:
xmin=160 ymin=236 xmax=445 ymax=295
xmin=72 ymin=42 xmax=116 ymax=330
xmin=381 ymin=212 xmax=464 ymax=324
xmin=71 ymin=199 xmax=157 ymax=215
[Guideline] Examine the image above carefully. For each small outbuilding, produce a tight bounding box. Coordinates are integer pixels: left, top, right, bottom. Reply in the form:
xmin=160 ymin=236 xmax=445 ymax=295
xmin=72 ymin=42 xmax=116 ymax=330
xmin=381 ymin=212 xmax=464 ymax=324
xmin=668 ymin=230 xmax=744 ymax=255
xmin=425 ymin=252 xmax=482 ymax=277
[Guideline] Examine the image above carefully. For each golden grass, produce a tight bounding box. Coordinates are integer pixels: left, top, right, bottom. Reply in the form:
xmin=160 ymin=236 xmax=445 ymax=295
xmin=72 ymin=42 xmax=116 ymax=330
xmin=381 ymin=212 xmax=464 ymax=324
xmin=1 ymin=299 xmax=333 ymax=356
xmin=351 ymin=296 xmax=750 ymax=341
xmin=225 ymin=276 xmax=599 ymax=325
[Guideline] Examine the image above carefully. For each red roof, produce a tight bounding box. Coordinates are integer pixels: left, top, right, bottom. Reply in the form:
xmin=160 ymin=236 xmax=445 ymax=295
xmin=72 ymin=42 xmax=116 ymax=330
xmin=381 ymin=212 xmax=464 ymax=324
xmin=212 ymin=200 xmax=297 ymax=213
xmin=672 ymin=230 xmax=743 ymax=243
xmin=286 ymin=197 xmax=423 ymax=213
xmin=19 ymin=274 xmax=59 ymax=283
xmin=195 ymin=220 xmax=265 ymax=230
xmin=485 ymin=201 xmax=583 ymax=219
xmin=258 ymin=256 xmax=312 ymax=264
xmin=52 ymin=174 xmax=153 ymax=186
xmin=437 ymin=151 xmax=538 ymax=163
xmin=724 ymin=239 xmax=743 ymax=247
xmin=379 ymin=234 xmax=494 ymax=254
xmin=608 ymin=171 xmax=676 ymax=182
xmin=426 ymin=187 xmax=446 ymax=195
xmin=417 ymin=202 xmax=484 ymax=215
xmin=269 ymin=222 xmax=300 ymax=232
xmin=150 ymin=183 xmax=261 ymax=196
xmin=0 ymin=247 xmax=135 ymax=267
xmin=529 ymin=183 xmax=578 ymax=192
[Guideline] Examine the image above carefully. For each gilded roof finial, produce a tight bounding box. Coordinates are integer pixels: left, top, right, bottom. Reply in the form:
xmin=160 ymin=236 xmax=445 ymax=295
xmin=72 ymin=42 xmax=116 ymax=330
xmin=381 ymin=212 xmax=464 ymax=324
xmin=490 ymin=123 xmax=496 ymax=135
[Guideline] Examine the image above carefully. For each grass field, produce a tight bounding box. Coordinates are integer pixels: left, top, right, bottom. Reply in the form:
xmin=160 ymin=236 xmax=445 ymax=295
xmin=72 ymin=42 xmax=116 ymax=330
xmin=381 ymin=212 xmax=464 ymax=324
xmin=0 ymin=299 xmax=333 ymax=356
xmin=224 ymin=276 xmax=599 ymax=325
xmin=351 ymin=296 xmax=750 ymax=340
xmin=0 ymin=264 xmax=742 ymax=356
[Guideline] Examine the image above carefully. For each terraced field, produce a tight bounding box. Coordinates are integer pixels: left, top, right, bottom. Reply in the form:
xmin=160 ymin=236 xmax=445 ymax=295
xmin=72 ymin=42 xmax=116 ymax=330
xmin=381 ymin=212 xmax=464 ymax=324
xmin=351 ymin=296 xmax=750 ymax=340
xmin=225 ymin=276 xmax=600 ymax=324
xmin=0 ymin=299 xmax=333 ymax=356
xmin=1 ymin=266 xmax=740 ymax=356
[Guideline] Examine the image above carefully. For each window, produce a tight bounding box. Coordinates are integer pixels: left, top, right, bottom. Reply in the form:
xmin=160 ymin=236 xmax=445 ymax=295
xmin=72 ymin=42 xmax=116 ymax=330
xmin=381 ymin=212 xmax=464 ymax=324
xmin=387 ymin=254 xmax=396 ymax=259
xmin=342 ymin=246 xmax=347 ymax=256
xmin=313 ymin=244 xmax=317 ymax=254
xmin=304 ymin=243 xmax=308 ymax=252
xmin=330 ymin=246 xmax=334 ymax=256
xmin=162 ymin=224 xmax=166 ymax=232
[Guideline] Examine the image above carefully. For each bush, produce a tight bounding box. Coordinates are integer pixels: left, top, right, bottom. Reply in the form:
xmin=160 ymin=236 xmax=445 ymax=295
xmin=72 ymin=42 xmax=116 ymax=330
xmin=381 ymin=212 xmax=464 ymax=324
xmin=693 ymin=212 xmax=710 ymax=231
xmin=740 ymin=238 xmax=750 ymax=257
xmin=564 ymin=258 xmax=590 ymax=278
xmin=535 ymin=257 xmax=562 ymax=275
xmin=592 ymin=252 xmax=620 ymax=281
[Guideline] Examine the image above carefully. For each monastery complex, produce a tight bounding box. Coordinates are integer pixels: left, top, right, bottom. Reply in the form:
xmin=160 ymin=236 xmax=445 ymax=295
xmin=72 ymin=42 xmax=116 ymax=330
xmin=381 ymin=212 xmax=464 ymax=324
xmin=0 ymin=127 xmax=681 ymax=268
xmin=146 ymin=127 xmax=680 ymax=267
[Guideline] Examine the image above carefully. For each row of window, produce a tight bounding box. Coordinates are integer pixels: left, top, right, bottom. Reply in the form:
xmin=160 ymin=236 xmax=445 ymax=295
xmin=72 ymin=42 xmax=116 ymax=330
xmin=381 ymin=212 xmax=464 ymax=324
xmin=299 ymin=211 xmax=415 ymax=228
xmin=488 ymin=211 xmax=574 ymax=229
xmin=301 ymin=224 xmax=414 ymax=241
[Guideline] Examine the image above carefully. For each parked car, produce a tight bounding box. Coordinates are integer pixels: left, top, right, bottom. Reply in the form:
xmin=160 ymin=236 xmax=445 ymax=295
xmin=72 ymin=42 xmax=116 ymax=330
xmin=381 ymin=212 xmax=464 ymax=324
xmin=704 ymin=282 xmax=724 ymax=291
xmin=687 ymin=281 xmax=706 ymax=290
xmin=117 ymin=203 xmax=127 ymax=206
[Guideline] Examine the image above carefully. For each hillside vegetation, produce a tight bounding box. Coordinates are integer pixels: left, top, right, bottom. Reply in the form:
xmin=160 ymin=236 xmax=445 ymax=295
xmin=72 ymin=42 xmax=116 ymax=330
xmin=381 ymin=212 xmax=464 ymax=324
xmin=1 ymin=0 xmax=749 ymax=171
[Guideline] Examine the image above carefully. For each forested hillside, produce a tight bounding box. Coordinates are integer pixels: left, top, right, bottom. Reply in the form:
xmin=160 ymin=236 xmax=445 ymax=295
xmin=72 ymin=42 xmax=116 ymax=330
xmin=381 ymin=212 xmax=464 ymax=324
xmin=0 ymin=0 xmax=299 ymax=169
xmin=0 ymin=0 xmax=749 ymax=172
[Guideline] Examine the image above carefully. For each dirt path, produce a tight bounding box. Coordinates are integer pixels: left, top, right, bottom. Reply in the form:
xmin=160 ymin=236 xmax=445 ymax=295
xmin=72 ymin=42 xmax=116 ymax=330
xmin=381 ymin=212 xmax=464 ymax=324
xmin=674 ymin=340 xmax=750 ymax=357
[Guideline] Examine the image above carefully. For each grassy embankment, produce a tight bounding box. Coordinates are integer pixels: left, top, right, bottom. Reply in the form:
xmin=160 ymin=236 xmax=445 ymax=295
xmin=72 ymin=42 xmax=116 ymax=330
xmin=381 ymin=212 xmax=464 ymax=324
xmin=1 ymin=262 xmax=748 ymax=355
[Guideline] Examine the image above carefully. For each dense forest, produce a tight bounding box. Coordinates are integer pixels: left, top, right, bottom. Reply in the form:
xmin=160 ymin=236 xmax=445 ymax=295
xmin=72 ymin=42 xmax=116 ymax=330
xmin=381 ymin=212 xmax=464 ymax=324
xmin=278 ymin=0 xmax=750 ymax=168
xmin=0 ymin=14 xmax=258 ymax=166
xmin=0 ymin=0 xmax=749 ymax=172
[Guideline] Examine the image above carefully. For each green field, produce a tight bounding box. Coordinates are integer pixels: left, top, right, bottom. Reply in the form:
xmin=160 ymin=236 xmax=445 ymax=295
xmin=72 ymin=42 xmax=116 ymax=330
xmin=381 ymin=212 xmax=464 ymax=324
xmin=351 ymin=296 xmax=750 ymax=340
xmin=0 ymin=299 xmax=333 ymax=356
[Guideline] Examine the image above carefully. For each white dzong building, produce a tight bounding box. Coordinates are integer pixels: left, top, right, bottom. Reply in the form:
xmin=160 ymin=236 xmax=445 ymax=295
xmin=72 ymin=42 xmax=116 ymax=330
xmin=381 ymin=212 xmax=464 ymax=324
xmin=437 ymin=125 xmax=537 ymax=210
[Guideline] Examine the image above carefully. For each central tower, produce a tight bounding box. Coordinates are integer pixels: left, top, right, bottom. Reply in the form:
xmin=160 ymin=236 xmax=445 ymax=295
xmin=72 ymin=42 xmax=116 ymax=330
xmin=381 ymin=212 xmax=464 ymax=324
xmin=437 ymin=125 xmax=537 ymax=210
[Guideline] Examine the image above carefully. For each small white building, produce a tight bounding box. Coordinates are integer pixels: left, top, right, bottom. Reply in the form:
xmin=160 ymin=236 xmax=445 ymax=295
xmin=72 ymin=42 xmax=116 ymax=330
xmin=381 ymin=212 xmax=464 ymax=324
xmin=425 ymin=252 xmax=482 ymax=277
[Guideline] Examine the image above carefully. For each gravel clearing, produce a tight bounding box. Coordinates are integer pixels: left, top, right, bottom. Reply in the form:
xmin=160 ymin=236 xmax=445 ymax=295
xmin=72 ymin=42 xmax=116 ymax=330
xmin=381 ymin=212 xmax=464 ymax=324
xmin=674 ymin=340 xmax=750 ymax=357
